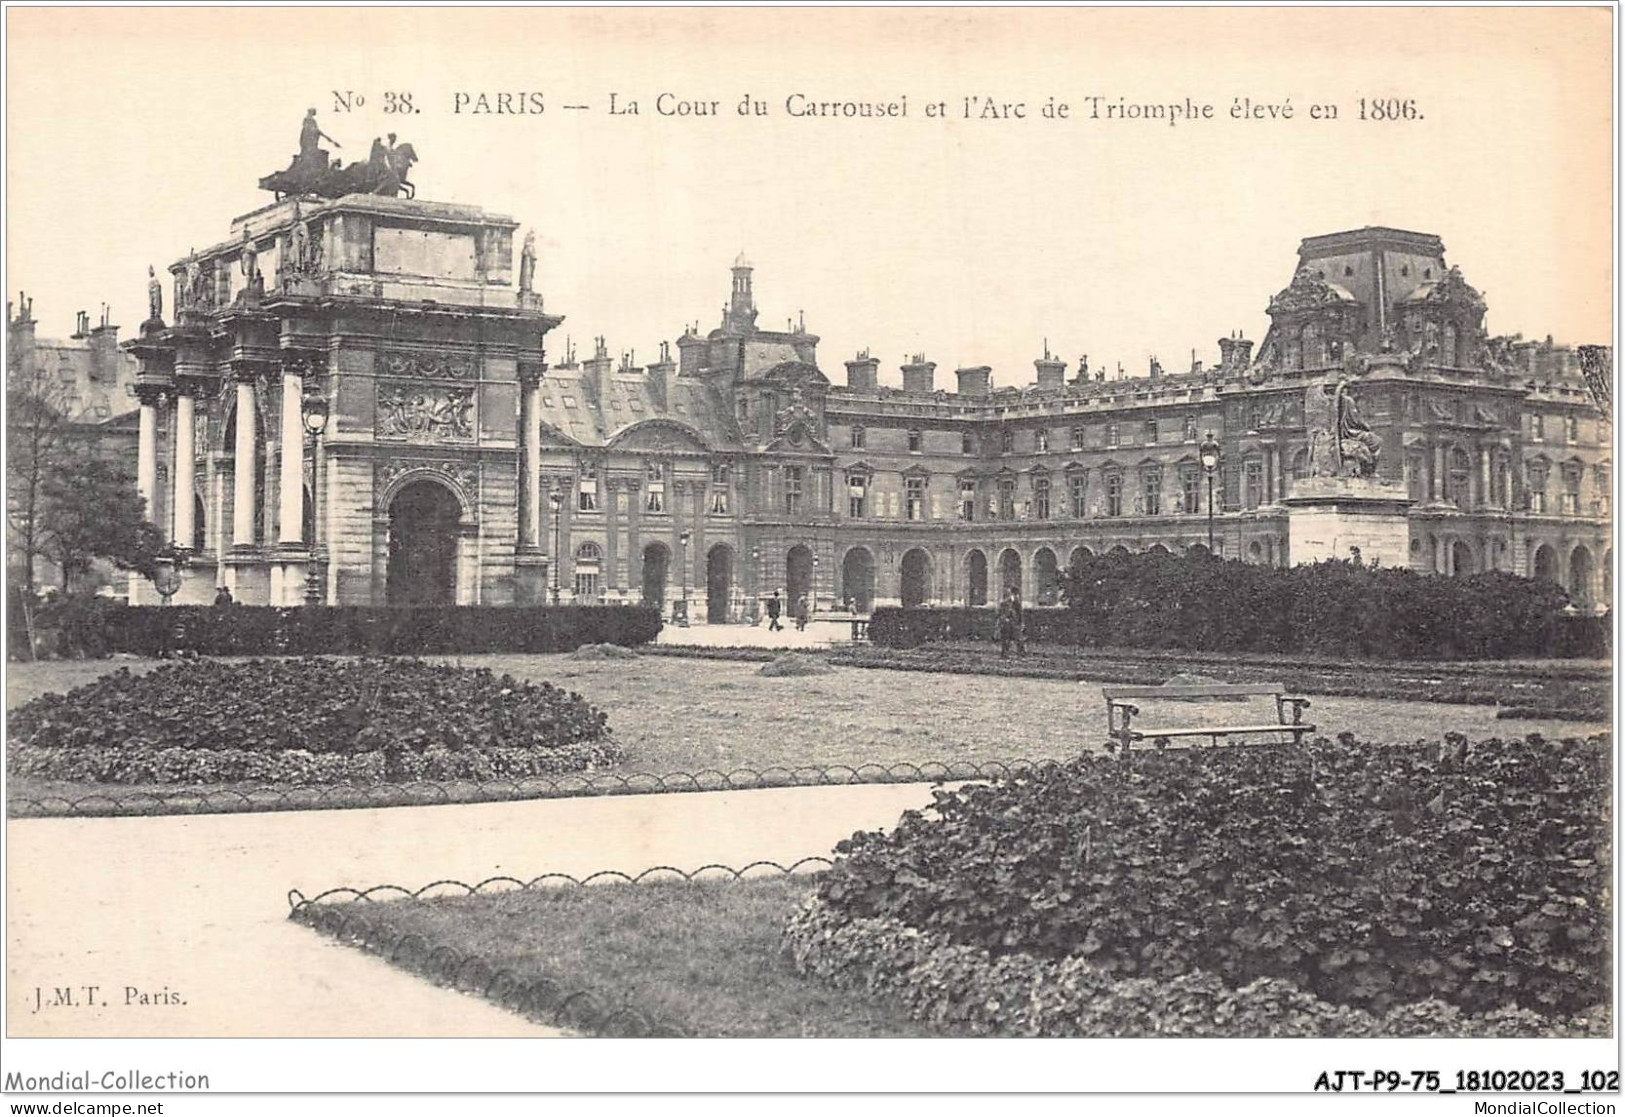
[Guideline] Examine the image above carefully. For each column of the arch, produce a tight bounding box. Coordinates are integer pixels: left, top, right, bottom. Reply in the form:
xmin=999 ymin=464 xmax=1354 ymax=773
xmin=231 ymin=366 xmax=258 ymax=548
xmin=514 ymin=366 xmax=547 ymax=603
xmin=273 ymin=360 xmax=306 ymax=604
xmin=1432 ymin=444 xmax=1446 ymax=502
xmin=172 ymin=383 xmax=197 ymax=553
xmin=129 ymin=384 xmax=166 ymax=604
xmin=1480 ymin=446 xmax=1493 ymax=509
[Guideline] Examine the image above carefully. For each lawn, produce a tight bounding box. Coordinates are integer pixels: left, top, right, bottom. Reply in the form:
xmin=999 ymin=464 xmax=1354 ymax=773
xmin=7 ymin=652 xmax=1609 ymax=808
xmin=293 ymin=875 xmax=957 ymax=1038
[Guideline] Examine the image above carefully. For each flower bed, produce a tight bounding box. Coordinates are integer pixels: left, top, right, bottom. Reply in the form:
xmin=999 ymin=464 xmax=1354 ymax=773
xmin=794 ymin=735 xmax=1611 ymax=1029
xmin=6 ymin=657 xmax=623 ymax=785
xmin=782 ymin=898 xmax=1609 ymax=1038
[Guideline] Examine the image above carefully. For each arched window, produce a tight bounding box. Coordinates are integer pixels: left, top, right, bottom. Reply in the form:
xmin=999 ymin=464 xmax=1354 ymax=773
xmin=574 ymin=542 xmax=602 ymax=600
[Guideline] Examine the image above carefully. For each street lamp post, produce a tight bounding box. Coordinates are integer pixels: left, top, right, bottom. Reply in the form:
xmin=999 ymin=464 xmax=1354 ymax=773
xmin=1199 ymin=431 xmax=1222 ymax=555
xmin=678 ymin=528 xmax=691 ymax=626
xmin=302 ymin=396 xmax=329 ymax=605
xmin=549 ymin=490 xmax=563 ymax=605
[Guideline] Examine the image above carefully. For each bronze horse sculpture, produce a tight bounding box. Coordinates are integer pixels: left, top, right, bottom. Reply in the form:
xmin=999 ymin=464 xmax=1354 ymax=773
xmin=260 ymin=141 xmax=418 ymax=201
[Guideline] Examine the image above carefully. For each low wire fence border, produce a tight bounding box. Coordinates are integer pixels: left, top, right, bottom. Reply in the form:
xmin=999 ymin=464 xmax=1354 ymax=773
xmin=286 ymin=857 xmax=837 ymax=1039
xmin=6 ymin=759 xmax=1048 ymax=819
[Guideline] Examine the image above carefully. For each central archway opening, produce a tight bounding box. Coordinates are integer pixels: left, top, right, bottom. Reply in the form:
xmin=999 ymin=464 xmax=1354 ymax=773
xmin=386 ymin=479 xmax=461 ymax=606
xmin=1033 ymin=547 xmax=1059 ymax=605
xmin=966 ymin=549 xmax=988 ymax=606
xmin=839 ymin=546 xmax=874 ymax=612
xmin=900 ymin=548 xmax=931 ymax=607
xmin=998 ymin=548 xmax=1023 ymax=601
xmin=642 ymin=542 xmax=671 ymax=609
xmin=787 ymin=544 xmax=815 ymax=610
xmin=706 ymin=544 xmax=734 ymax=623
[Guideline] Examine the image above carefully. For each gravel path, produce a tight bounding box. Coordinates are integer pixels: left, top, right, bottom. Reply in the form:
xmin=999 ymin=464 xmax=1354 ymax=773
xmin=6 ymin=782 xmax=937 ymax=1037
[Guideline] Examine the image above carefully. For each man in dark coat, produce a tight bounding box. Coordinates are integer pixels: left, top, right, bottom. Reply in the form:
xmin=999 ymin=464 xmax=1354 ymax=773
xmin=213 ymin=586 xmax=234 ymax=607
xmin=997 ymin=587 xmax=1026 ymax=658
xmin=765 ymin=590 xmax=783 ymax=632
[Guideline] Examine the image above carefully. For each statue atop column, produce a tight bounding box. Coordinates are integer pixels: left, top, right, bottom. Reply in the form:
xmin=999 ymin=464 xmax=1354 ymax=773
xmin=146 ymin=265 xmax=163 ymax=326
xmin=518 ymin=230 xmax=538 ymax=294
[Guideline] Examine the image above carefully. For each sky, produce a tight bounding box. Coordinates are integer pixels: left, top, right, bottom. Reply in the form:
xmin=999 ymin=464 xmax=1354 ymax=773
xmin=6 ymin=7 xmax=1613 ymax=387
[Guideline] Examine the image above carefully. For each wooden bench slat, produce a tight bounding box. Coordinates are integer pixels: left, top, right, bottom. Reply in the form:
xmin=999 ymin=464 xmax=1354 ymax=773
xmin=1131 ymin=724 xmax=1316 ymax=738
xmin=1103 ymin=683 xmax=1288 ymax=699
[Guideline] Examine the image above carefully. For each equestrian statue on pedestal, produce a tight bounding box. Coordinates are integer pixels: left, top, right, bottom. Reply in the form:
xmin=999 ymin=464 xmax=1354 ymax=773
xmin=259 ymin=110 xmax=418 ymax=200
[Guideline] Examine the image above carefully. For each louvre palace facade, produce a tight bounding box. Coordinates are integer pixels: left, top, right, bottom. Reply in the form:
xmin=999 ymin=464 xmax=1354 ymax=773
xmin=123 ymin=187 xmax=1612 ymax=618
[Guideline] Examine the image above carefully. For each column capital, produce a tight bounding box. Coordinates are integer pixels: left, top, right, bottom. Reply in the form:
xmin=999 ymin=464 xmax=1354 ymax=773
xmin=230 ymin=357 xmax=272 ymax=383
xmin=172 ymin=373 xmax=208 ymax=398
xmin=134 ymin=383 xmax=169 ymax=407
xmin=518 ymin=360 xmax=546 ymax=387
xmin=279 ymin=349 xmax=327 ymax=379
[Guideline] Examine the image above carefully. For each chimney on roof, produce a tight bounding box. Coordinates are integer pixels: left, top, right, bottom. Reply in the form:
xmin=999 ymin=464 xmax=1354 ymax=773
xmin=89 ymin=311 xmax=120 ymax=382
xmin=956 ymin=366 xmax=992 ymax=396
xmin=1034 ymin=343 xmax=1066 ymax=390
xmin=580 ymin=335 xmax=612 ymax=402
xmin=647 ymin=341 xmax=678 ymax=410
xmin=1217 ymin=333 xmax=1254 ymax=376
xmin=901 ymin=353 xmax=936 ymax=393
xmin=72 ymin=310 xmax=89 ymax=339
xmin=1148 ymin=355 xmax=1164 ymax=379
xmin=845 ymin=350 xmax=880 ymax=391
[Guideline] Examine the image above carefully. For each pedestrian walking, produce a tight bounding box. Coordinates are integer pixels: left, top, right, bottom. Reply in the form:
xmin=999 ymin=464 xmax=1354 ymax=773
xmin=766 ymin=590 xmax=783 ymax=632
xmin=795 ymin=593 xmax=811 ymax=632
xmin=997 ymin=587 xmax=1026 ymax=658
xmin=1007 ymin=586 xmax=1026 ymax=656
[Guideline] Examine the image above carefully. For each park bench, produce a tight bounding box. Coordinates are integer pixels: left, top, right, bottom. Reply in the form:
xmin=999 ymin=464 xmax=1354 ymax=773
xmin=1102 ymin=682 xmax=1314 ymax=752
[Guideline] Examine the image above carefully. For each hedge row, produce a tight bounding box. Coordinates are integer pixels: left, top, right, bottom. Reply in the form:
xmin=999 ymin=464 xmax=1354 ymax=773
xmin=871 ymin=553 xmax=1607 ymax=660
xmin=9 ymin=742 xmax=620 ymax=785
xmin=814 ymin=736 xmax=1611 ymax=1018
xmin=25 ymin=598 xmax=662 ymax=658
xmin=782 ymin=898 xmax=1609 ymax=1038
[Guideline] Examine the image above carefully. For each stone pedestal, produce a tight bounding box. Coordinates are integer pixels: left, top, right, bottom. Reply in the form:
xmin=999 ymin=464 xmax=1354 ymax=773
xmin=1283 ymin=476 xmax=1414 ymax=568
xmin=513 ymin=551 xmax=550 ymax=604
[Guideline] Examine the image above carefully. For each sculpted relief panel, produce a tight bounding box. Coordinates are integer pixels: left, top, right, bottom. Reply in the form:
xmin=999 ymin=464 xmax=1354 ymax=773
xmin=378 ymin=382 xmax=475 ymax=442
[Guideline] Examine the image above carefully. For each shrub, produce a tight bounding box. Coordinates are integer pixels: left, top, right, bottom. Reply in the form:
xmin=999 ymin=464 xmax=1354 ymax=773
xmin=782 ymin=898 xmax=1611 ymax=1038
xmin=38 ymin=603 xmax=662 ymax=660
xmin=6 ymin=657 xmax=624 ymax=785
xmin=869 ymin=552 xmax=1601 ymax=660
xmin=757 ymin=653 xmax=834 ymax=677
xmin=810 ymin=735 xmax=1611 ymax=1018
